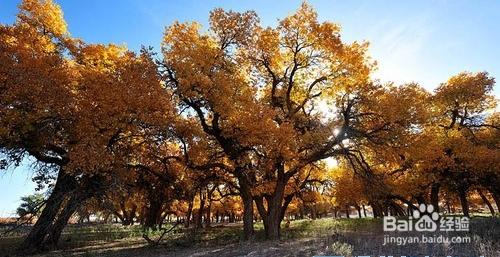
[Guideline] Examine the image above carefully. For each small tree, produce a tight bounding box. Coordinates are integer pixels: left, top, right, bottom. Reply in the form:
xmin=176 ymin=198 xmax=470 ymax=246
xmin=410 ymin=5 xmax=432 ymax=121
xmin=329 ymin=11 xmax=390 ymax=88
xmin=17 ymin=193 xmax=45 ymax=222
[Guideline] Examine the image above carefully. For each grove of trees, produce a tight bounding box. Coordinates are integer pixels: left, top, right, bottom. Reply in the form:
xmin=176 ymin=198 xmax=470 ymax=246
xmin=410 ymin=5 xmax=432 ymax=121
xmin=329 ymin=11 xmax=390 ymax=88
xmin=0 ymin=0 xmax=498 ymax=253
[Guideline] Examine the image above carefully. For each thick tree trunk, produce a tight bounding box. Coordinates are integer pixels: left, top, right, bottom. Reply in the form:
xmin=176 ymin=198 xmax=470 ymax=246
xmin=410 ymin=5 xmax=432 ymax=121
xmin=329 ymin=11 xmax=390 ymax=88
xmin=311 ymin=205 xmax=317 ymax=220
xmin=237 ymin=173 xmax=255 ymax=240
xmin=144 ymin=197 xmax=164 ymax=229
xmin=430 ymin=183 xmax=440 ymax=213
xmin=18 ymin=194 xmax=65 ymax=252
xmin=362 ymin=205 xmax=367 ymax=217
xmin=370 ymin=203 xmax=379 ymax=218
xmin=46 ymin=175 xmax=103 ymax=247
xmin=255 ymin=177 xmax=286 ymax=240
xmin=18 ymin=171 xmax=74 ymax=253
xmin=45 ymin=193 xmax=88 ymax=247
xmin=258 ymin=199 xmax=282 ymax=240
xmin=458 ymin=187 xmax=470 ymax=217
xmin=18 ymin=172 xmax=103 ymax=253
xmin=265 ymin=210 xmax=281 ymax=240
xmin=195 ymin=190 xmax=205 ymax=229
xmin=241 ymin=192 xmax=254 ymax=239
xmin=477 ymin=189 xmax=495 ymax=215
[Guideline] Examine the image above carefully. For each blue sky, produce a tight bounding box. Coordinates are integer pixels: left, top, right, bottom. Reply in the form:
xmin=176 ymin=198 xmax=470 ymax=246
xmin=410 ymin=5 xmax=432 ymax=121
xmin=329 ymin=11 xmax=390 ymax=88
xmin=0 ymin=0 xmax=499 ymax=216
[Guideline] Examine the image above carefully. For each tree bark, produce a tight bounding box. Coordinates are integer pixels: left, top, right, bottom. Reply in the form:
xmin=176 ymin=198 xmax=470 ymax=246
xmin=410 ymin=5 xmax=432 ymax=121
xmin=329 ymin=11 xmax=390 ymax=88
xmin=240 ymin=191 xmax=254 ymax=239
xmin=279 ymin=195 xmax=294 ymax=223
xmin=458 ymin=187 xmax=470 ymax=217
xmin=144 ymin=197 xmax=164 ymax=229
xmin=311 ymin=205 xmax=317 ymax=220
xmin=205 ymin=200 xmax=212 ymax=227
xmin=18 ymin=172 xmax=103 ymax=253
xmin=477 ymin=189 xmax=495 ymax=215
xmin=46 ymin=175 xmax=103 ymax=247
xmin=18 ymin=171 xmax=74 ymax=253
xmin=205 ymin=185 xmax=216 ymax=227
xmin=185 ymin=197 xmax=194 ymax=228
xmin=195 ymin=189 xmax=205 ymax=229
xmin=430 ymin=183 xmax=440 ymax=213
xmin=488 ymin=187 xmax=500 ymax=212
xmin=370 ymin=203 xmax=380 ymax=218
xmin=255 ymin=176 xmax=287 ymax=240
xmin=356 ymin=205 xmax=362 ymax=218
xmin=45 ymin=192 xmax=88 ymax=247
xmin=235 ymin=170 xmax=255 ymax=240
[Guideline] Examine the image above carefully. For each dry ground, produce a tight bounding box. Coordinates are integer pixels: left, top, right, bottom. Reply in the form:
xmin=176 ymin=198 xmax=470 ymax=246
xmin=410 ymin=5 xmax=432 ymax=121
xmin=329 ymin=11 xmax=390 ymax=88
xmin=1 ymin=217 xmax=499 ymax=257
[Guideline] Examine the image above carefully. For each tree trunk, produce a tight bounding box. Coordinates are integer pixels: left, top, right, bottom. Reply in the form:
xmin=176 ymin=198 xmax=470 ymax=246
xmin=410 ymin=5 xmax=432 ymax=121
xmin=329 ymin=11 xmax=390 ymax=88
xmin=370 ymin=202 xmax=384 ymax=218
xmin=488 ymin=187 xmax=500 ymax=212
xmin=430 ymin=183 xmax=440 ymax=213
xmin=18 ymin=171 xmax=73 ymax=253
xmin=19 ymin=172 xmax=103 ymax=253
xmin=458 ymin=187 xmax=470 ymax=217
xmin=255 ymin=176 xmax=287 ymax=240
xmin=144 ymin=197 xmax=163 ymax=229
xmin=205 ymin=200 xmax=212 ymax=227
xmin=279 ymin=195 xmax=294 ymax=223
xmin=356 ymin=205 xmax=362 ymax=218
xmin=46 ymin=175 xmax=103 ymax=247
xmin=362 ymin=205 xmax=367 ymax=217
xmin=237 ymin=175 xmax=255 ymax=240
xmin=127 ymin=205 xmax=137 ymax=225
xmin=311 ymin=205 xmax=317 ymax=220
xmin=416 ymin=194 xmax=426 ymax=205
xmin=477 ymin=189 xmax=495 ymax=215
xmin=195 ymin=190 xmax=205 ymax=229
xmin=45 ymin=193 xmax=87 ymax=247
xmin=119 ymin=203 xmax=136 ymax=226
xmin=185 ymin=197 xmax=194 ymax=228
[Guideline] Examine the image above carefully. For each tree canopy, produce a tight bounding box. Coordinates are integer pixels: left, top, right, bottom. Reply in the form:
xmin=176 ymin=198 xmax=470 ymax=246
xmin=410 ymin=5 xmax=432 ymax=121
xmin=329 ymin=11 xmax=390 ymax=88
xmin=0 ymin=0 xmax=498 ymax=253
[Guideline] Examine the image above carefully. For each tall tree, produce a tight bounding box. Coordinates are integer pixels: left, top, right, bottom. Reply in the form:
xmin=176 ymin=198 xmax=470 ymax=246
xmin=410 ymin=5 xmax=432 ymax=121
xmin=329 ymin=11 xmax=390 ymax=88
xmin=0 ymin=0 xmax=173 ymax=251
xmin=162 ymin=3 xmax=427 ymax=239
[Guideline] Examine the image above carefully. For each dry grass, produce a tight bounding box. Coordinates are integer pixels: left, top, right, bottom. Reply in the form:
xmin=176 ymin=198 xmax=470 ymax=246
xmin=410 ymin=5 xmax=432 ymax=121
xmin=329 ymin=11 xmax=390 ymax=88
xmin=0 ymin=217 xmax=498 ymax=257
